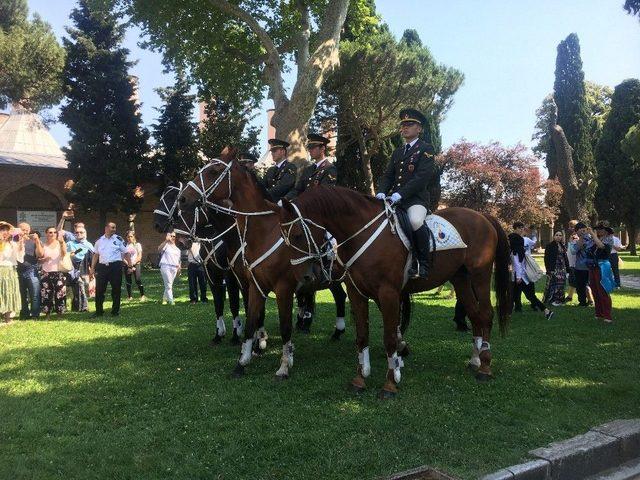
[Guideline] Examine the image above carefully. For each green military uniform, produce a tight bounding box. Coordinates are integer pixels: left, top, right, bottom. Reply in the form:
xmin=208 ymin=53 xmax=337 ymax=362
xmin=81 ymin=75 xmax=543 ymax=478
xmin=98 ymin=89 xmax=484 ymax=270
xmin=262 ymin=139 xmax=297 ymax=201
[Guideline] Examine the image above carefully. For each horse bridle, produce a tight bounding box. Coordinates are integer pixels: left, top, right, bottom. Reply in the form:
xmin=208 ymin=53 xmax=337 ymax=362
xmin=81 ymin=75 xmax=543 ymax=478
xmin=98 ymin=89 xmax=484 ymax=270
xmin=153 ymin=183 xmax=183 ymax=228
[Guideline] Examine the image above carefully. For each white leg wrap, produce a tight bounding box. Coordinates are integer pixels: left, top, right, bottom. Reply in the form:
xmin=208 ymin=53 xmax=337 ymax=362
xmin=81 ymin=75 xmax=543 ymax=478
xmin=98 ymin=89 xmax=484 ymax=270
xmin=239 ymin=339 xmax=253 ymax=366
xmin=335 ymin=317 xmax=345 ymax=330
xmin=480 ymin=341 xmax=491 ymax=353
xmin=233 ymin=316 xmax=242 ymax=334
xmin=258 ymin=326 xmax=268 ymax=350
xmin=388 ymin=352 xmax=404 ymax=384
xmin=216 ymin=317 xmax=226 ymax=337
xmin=469 ymin=336 xmax=482 ymax=368
xmin=358 ymin=347 xmax=371 ymax=378
xmin=275 ymin=342 xmax=294 ymax=377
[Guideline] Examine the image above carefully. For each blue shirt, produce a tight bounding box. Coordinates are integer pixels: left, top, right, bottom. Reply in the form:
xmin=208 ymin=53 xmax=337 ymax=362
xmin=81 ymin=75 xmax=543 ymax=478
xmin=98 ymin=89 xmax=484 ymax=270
xmin=571 ymin=235 xmax=594 ymax=271
xmin=63 ymin=231 xmax=94 ymax=263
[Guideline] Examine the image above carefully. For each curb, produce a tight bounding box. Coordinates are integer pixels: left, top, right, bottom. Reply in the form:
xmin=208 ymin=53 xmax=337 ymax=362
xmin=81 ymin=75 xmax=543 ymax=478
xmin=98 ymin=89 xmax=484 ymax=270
xmin=480 ymin=419 xmax=640 ymax=480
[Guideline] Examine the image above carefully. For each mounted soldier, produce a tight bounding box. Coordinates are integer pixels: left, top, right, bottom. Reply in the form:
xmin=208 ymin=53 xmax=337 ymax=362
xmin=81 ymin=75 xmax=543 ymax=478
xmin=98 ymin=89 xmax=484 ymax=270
xmin=238 ymin=152 xmax=258 ymax=172
xmin=284 ymin=133 xmax=337 ymax=200
xmin=376 ymin=108 xmax=439 ymax=279
xmin=262 ymin=138 xmax=297 ymax=201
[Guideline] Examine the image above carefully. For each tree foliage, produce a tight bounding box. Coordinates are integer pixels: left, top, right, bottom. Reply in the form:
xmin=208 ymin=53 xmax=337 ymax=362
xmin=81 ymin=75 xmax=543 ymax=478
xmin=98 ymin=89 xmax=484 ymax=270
xmin=624 ymin=0 xmax=640 ymax=19
xmin=595 ymin=79 xmax=640 ymax=253
xmin=109 ymin=0 xmax=355 ymax=163
xmin=152 ymin=73 xmax=200 ymax=189
xmin=441 ymin=141 xmax=559 ymax=228
xmin=0 ymin=3 xmax=65 ymax=112
xmin=321 ymin=28 xmax=462 ymax=193
xmin=61 ymin=0 xmax=150 ymax=223
xmin=198 ymin=96 xmax=260 ymax=161
xmin=552 ymin=33 xmax=596 ymax=215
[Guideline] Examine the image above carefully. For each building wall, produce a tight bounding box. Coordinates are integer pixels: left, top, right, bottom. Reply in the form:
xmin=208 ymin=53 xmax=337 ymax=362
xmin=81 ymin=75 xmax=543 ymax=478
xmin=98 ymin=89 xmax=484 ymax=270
xmin=0 ymin=164 xmax=166 ymax=261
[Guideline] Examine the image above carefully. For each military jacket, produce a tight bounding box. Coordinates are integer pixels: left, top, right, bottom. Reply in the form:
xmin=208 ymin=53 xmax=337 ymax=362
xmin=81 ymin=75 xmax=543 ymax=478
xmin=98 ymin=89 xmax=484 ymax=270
xmin=377 ymin=139 xmax=439 ymax=209
xmin=262 ymin=160 xmax=297 ymax=201
xmin=285 ymin=159 xmax=337 ymax=200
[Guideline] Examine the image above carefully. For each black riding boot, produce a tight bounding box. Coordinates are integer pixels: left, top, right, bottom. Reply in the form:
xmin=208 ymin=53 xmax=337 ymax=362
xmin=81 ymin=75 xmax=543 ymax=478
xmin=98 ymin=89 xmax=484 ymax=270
xmin=408 ymin=226 xmax=430 ymax=279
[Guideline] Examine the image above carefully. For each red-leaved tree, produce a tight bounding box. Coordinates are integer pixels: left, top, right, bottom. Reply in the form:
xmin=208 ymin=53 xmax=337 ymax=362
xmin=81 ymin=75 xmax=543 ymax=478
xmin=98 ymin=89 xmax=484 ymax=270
xmin=440 ymin=141 xmax=560 ymax=228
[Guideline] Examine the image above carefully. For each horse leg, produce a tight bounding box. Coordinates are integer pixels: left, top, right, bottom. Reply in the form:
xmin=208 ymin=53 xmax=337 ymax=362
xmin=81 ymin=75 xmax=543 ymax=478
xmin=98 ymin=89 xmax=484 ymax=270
xmin=330 ymin=282 xmax=347 ymax=340
xmin=274 ymin=286 xmax=294 ymax=380
xmin=256 ymin=304 xmax=268 ymax=352
xmin=232 ymin=286 xmax=264 ymax=378
xmin=378 ymin=286 xmax=402 ymax=399
xmin=471 ymin=271 xmax=495 ymax=381
xmin=451 ymin=276 xmax=482 ymax=372
xmin=346 ymin=284 xmax=369 ymax=393
xmin=226 ymin=273 xmax=242 ymax=345
xmin=209 ymin=266 xmax=227 ymax=346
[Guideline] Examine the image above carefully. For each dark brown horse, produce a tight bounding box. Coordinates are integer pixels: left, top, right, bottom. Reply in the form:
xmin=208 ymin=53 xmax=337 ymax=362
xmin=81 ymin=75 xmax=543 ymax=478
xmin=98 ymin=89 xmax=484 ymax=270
xmin=279 ymin=186 xmax=511 ymax=398
xmin=177 ymin=158 xmax=348 ymax=379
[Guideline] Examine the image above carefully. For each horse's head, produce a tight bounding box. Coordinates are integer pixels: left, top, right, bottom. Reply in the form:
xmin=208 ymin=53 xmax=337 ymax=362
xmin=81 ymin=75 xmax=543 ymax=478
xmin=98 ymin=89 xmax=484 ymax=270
xmin=153 ymin=183 xmax=183 ymax=233
xmin=279 ymin=198 xmax=330 ymax=288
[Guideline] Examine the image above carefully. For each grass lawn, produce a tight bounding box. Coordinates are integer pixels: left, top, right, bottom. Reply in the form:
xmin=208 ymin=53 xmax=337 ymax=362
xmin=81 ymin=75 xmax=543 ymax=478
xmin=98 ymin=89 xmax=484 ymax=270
xmin=1 ymin=265 xmax=639 ymax=480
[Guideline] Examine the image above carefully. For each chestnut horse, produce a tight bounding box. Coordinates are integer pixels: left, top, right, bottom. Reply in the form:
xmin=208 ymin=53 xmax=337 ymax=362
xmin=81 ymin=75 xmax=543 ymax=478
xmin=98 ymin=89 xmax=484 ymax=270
xmin=279 ymin=186 xmax=511 ymax=398
xmin=177 ymin=158 xmax=348 ymax=379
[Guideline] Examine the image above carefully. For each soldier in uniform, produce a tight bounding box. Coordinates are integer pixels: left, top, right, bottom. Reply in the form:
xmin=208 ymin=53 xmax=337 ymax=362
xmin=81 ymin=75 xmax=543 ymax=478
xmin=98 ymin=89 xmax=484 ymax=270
xmin=283 ymin=133 xmax=346 ymax=337
xmin=262 ymin=138 xmax=297 ymax=201
xmin=284 ymin=133 xmax=337 ymax=200
xmin=238 ymin=152 xmax=258 ymax=171
xmin=376 ymin=108 xmax=439 ymax=279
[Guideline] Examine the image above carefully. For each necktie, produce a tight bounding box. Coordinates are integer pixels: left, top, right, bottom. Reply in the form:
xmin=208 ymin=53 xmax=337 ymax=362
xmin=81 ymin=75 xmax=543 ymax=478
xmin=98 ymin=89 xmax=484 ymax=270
xmin=404 ymin=144 xmax=411 ymax=155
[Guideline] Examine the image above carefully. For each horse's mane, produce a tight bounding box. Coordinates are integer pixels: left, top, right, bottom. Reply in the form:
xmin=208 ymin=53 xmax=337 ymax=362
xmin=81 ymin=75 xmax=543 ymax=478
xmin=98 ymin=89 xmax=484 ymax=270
xmin=237 ymin=162 xmax=274 ymax=202
xmin=294 ymin=186 xmax=380 ymax=218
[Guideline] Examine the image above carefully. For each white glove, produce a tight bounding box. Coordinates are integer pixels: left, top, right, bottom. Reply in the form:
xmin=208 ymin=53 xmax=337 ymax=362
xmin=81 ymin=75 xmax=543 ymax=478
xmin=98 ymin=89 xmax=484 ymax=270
xmin=390 ymin=192 xmax=402 ymax=204
xmin=375 ymin=193 xmax=385 ymax=200
xmin=277 ymin=199 xmax=283 ymax=207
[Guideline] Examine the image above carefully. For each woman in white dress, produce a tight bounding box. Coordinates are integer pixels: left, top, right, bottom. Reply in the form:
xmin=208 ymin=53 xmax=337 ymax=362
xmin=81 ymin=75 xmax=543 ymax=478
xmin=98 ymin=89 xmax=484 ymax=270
xmin=158 ymin=232 xmax=181 ymax=305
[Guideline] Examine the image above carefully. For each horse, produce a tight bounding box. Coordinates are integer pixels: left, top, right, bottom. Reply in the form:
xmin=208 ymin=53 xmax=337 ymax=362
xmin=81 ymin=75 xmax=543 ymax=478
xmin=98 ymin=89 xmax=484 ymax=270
xmin=153 ymin=182 xmax=244 ymax=345
xmin=177 ymin=158 xmax=349 ymax=379
xmin=278 ymin=185 xmax=511 ymax=398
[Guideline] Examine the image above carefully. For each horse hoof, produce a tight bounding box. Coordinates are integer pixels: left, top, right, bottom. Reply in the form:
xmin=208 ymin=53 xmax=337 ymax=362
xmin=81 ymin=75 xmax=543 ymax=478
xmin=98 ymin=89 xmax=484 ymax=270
xmin=475 ymin=371 xmax=494 ymax=382
xmin=275 ymin=373 xmax=289 ymax=381
xmin=398 ymin=344 xmax=410 ymax=358
xmin=378 ymin=389 xmax=397 ymax=400
xmin=231 ymin=363 xmax=245 ymax=378
xmin=467 ymin=363 xmax=480 ymax=373
xmin=330 ymin=328 xmax=345 ymax=341
xmin=209 ymin=335 xmax=223 ymax=346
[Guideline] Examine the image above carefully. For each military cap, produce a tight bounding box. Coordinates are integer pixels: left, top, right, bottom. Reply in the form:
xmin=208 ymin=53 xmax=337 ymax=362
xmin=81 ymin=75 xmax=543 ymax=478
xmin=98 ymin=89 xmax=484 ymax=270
xmin=306 ymin=133 xmax=330 ymax=148
xmin=268 ymin=138 xmax=290 ymax=150
xmin=594 ymin=222 xmax=614 ymax=234
xmin=239 ymin=152 xmax=258 ymax=163
xmin=399 ymin=108 xmax=427 ymax=126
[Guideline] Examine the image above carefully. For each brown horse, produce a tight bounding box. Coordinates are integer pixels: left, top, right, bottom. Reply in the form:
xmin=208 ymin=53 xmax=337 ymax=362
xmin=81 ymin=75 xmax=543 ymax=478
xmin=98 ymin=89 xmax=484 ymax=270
xmin=279 ymin=186 xmax=511 ymax=398
xmin=177 ymin=158 xmax=348 ymax=379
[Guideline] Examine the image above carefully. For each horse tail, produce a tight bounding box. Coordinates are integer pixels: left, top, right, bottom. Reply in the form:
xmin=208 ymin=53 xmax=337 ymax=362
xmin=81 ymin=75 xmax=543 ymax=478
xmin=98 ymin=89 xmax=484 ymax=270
xmin=483 ymin=214 xmax=512 ymax=336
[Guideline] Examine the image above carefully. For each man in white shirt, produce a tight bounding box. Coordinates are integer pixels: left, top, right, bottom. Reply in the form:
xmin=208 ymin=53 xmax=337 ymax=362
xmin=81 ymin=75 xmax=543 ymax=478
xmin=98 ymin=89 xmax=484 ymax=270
xmin=608 ymin=232 xmax=623 ymax=288
xmin=90 ymin=222 xmax=129 ymax=317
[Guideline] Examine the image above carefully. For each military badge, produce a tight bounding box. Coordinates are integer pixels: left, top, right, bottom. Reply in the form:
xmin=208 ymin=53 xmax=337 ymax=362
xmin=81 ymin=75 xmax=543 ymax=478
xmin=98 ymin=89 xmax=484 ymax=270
xmin=408 ymin=164 xmax=415 ymax=172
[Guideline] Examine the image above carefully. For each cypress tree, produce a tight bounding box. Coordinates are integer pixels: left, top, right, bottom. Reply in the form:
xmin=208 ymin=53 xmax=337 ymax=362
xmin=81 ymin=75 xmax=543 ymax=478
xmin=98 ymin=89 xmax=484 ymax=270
xmin=152 ymin=73 xmax=199 ymax=188
xmin=61 ymin=0 xmax=150 ymax=226
xmin=553 ymin=33 xmax=595 ymax=217
xmin=595 ymin=79 xmax=640 ymax=254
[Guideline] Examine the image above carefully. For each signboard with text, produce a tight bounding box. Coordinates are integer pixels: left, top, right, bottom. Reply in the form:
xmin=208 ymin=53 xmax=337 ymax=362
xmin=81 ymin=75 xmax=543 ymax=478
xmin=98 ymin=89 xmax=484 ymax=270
xmin=16 ymin=210 xmax=57 ymax=235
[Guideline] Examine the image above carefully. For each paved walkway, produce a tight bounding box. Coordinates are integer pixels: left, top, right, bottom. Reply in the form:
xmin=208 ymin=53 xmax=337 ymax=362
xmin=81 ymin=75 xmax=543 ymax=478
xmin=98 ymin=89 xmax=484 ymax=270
xmin=620 ymin=275 xmax=640 ymax=290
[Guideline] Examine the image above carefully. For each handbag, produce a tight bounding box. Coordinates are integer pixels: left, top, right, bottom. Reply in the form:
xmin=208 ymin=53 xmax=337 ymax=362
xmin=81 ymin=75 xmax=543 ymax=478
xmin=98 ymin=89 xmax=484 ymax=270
xmin=524 ymin=253 xmax=544 ymax=283
xmin=59 ymin=252 xmax=73 ymax=273
xmin=598 ymin=259 xmax=616 ymax=294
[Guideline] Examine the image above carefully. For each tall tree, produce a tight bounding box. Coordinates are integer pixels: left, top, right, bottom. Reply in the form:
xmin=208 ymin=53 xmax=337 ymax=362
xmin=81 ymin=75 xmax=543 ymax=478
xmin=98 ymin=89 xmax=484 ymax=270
xmin=322 ymin=29 xmax=462 ymax=193
xmin=152 ymin=73 xmax=200 ymax=188
xmin=595 ymin=79 xmax=640 ymax=255
xmin=112 ymin=0 xmax=354 ymax=164
xmin=441 ymin=141 xmax=560 ymax=228
xmin=61 ymin=1 xmax=150 ymax=226
xmin=0 ymin=3 xmax=65 ymax=112
xmin=198 ymin=96 xmax=260 ymax=160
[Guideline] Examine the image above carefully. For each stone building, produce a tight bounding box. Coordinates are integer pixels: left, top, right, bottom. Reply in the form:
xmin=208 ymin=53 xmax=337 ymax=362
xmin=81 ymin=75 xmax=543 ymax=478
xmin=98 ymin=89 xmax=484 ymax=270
xmin=0 ymin=108 xmax=164 ymax=261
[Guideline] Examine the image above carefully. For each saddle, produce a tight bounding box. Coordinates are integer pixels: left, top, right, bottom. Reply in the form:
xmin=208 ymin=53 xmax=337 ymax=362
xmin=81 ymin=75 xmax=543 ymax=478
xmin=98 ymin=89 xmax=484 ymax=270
xmin=393 ymin=207 xmax=436 ymax=269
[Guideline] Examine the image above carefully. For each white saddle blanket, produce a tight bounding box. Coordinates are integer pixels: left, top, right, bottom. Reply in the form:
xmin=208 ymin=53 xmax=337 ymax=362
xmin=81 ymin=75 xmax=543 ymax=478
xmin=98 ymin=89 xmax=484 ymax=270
xmin=395 ymin=213 xmax=467 ymax=252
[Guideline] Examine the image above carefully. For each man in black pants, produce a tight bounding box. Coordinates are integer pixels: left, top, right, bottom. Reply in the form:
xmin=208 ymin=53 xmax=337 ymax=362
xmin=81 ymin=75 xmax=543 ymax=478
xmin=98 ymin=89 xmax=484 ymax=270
xmin=570 ymin=222 xmax=592 ymax=306
xmin=90 ymin=222 xmax=129 ymax=317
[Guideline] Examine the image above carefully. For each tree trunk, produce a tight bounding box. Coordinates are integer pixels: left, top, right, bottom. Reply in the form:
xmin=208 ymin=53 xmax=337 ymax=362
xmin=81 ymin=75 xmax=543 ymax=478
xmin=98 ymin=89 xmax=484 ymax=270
xmin=628 ymin=223 xmax=637 ymax=256
xmin=354 ymin=129 xmax=374 ymax=195
xmin=550 ymin=124 xmax=587 ymax=221
xmin=271 ymin=109 xmax=310 ymax=166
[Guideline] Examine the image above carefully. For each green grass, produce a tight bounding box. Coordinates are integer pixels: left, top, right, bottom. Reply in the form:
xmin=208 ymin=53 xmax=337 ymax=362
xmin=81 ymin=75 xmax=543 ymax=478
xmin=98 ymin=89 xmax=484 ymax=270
xmin=1 ymin=269 xmax=639 ymax=480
